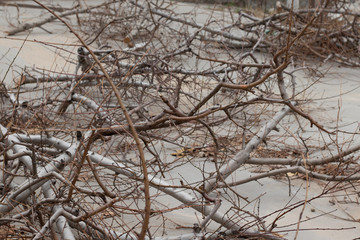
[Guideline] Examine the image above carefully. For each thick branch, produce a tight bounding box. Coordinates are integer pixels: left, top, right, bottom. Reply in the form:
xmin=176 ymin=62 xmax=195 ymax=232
xmin=204 ymin=105 xmax=293 ymax=192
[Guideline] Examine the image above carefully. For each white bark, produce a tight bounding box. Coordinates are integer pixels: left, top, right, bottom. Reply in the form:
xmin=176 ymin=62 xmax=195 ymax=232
xmin=0 ymin=140 xmax=77 ymax=214
xmin=204 ymin=105 xmax=293 ymax=192
xmin=13 ymin=133 xmax=259 ymax=232
xmin=72 ymin=93 xmax=115 ymax=124
xmin=7 ymin=2 xmax=112 ymax=36
xmin=33 ymin=208 xmax=75 ymax=240
xmin=42 ymin=181 xmax=75 ymax=240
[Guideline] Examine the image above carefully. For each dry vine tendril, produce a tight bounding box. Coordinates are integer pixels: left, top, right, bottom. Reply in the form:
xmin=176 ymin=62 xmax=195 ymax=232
xmin=0 ymin=0 xmax=359 ymax=239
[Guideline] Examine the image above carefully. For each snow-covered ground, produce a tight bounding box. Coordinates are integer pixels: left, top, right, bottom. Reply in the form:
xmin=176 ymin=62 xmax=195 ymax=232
xmin=1 ymin=1 xmax=360 ymax=239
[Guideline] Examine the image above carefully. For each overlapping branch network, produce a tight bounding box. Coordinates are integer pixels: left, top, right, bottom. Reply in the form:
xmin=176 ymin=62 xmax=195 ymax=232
xmin=0 ymin=0 xmax=359 ymax=239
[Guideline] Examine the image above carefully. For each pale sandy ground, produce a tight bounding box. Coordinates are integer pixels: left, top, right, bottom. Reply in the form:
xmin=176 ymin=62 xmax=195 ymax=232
xmin=1 ymin=1 xmax=360 ymax=239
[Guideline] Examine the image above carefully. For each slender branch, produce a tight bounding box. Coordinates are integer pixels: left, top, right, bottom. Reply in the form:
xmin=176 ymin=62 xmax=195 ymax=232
xmin=31 ymin=2 xmax=151 ymax=238
xmin=7 ymin=2 xmax=112 ymax=36
xmin=204 ymin=105 xmax=293 ymax=192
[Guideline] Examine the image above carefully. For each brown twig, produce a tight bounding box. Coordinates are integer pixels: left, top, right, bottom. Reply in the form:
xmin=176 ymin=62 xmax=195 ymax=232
xmin=31 ymin=1 xmax=151 ymax=238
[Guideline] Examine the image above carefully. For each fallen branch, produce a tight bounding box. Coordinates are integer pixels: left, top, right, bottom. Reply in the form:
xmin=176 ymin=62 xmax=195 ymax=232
xmin=204 ymin=105 xmax=293 ymax=192
xmin=219 ymin=166 xmax=360 ymax=188
xmin=6 ymin=2 xmax=112 ymax=36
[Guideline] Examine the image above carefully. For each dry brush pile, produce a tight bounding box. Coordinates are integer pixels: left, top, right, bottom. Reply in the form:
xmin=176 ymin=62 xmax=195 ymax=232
xmin=0 ymin=0 xmax=360 ymax=239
